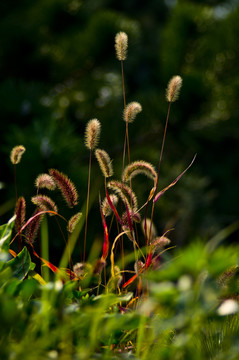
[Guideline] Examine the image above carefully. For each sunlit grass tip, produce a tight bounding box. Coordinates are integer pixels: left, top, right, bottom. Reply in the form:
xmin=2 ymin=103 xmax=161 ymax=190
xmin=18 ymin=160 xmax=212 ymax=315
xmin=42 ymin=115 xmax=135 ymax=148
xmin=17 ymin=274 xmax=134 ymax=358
xmin=166 ymin=75 xmax=183 ymax=102
xmin=95 ymin=149 xmax=113 ymax=178
xmin=10 ymin=145 xmax=26 ymax=165
xmin=124 ymin=102 xmax=142 ymax=123
xmin=35 ymin=174 xmax=56 ymax=190
xmin=115 ymin=31 xmax=128 ymax=61
xmin=85 ymin=118 xmax=101 ymax=150
xmin=31 ymin=195 xmax=58 ymax=215
xmin=49 ymin=169 xmax=78 ymax=208
xmin=122 ymin=160 xmax=157 ymax=186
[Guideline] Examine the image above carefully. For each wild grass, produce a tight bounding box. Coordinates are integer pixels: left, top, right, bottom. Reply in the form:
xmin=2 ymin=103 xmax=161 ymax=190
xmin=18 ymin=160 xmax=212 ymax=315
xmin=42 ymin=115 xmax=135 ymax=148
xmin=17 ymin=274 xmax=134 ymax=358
xmin=0 ymin=31 xmax=238 ymax=360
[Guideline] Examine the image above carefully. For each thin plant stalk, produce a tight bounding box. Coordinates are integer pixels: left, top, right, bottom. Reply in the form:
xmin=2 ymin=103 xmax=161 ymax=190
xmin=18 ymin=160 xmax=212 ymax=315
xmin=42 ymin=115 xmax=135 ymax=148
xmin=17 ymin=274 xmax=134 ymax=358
xmin=41 ymin=217 xmax=50 ymax=282
xmin=148 ymin=102 xmax=172 ymax=251
xmin=84 ymin=149 xmax=92 ymax=262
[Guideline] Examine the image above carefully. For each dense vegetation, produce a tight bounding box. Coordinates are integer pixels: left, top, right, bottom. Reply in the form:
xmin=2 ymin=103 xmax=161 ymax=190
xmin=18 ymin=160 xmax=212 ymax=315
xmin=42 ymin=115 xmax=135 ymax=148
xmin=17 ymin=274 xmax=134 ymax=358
xmin=0 ymin=1 xmax=239 ymax=359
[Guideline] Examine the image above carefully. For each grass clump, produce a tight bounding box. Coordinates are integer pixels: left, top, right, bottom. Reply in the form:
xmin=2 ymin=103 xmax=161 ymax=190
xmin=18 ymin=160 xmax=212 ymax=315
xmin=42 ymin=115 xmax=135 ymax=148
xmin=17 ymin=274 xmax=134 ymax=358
xmin=0 ymin=31 xmax=238 ymax=360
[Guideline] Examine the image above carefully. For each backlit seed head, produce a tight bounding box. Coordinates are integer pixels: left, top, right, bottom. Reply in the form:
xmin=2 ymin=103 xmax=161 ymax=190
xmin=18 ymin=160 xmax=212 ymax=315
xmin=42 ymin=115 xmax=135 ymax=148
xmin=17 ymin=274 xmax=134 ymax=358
xmin=166 ymin=75 xmax=182 ymax=102
xmin=31 ymin=195 xmax=58 ymax=215
xmin=10 ymin=145 xmax=26 ymax=165
xmin=67 ymin=212 xmax=82 ymax=233
xmin=101 ymin=194 xmax=118 ymax=217
xmin=49 ymin=169 xmax=78 ymax=208
xmin=85 ymin=118 xmax=101 ymax=150
xmin=25 ymin=210 xmax=44 ymax=244
xmin=115 ymin=32 xmax=128 ymax=61
xmin=151 ymin=236 xmax=171 ymax=253
xmin=35 ymin=174 xmax=56 ymax=190
xmin=15 ymin=196 xmax=26 ymax=232
xmin=141 ymin=218 xmax=157 ymax=242
xmin=124 ymin=102 xmax=142 ymax=123
xmin=95 ymin=149 xmax=113 ymax=178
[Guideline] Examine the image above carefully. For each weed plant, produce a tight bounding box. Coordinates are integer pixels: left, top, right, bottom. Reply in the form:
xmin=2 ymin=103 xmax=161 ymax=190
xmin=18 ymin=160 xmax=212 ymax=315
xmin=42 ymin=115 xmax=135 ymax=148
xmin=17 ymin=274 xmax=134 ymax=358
xmin=0 ymin=32 xmax=238 ymax=360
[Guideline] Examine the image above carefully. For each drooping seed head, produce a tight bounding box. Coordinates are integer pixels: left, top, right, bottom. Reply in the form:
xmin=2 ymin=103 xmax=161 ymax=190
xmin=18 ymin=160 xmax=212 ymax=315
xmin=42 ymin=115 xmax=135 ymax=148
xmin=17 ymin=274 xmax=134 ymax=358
xmin=85 ymin=118 xmax=101 ymax=150
xmin=25 ymin=210 xmax=44 ymax=244
xmin=101 ymin=194 xmax=118 ymax=217
xmin=122 ymin=160 xmax=157 ymax=187
xmin=166 ymin=75 xmax=182 ymax=102
xmin=95 ymin=149 xmax=113 ymax=178
xmin=31 ymin=195 xmax=58 ymax=215
xmin=49 ymin=169 xmax=78 ymax=208
xmin=124 ymin=102 xmax=142 ymax=123
xmin=10 ymin=145 xmax=26 ymax=165
xmin=115 ymin=31 xmax=128 ymax=61
xmin=35 ymin=174 xmax=56 ymax=190
xmin=151 ymin=236 xmax=171 ymax=253
xmin=15 ymin=196 xmax=26 ymax=232
xmin=107 ymin=180 xmax=138 ymax=212
xmin=67 ymin=212 xmax=82 ymax=233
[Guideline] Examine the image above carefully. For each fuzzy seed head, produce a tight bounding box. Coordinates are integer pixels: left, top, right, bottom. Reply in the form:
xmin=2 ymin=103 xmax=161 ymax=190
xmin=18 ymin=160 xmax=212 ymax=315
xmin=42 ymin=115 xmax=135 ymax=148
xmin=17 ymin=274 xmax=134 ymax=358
xmin=85 ymin=118 xmax=101 ymax=150
xmin=49 ymin=169 xmax=78 ymax=208
xmin=67 ymin=212 xmax=82 ymax=233
xmin=10 ymin=145 xmax=26 ymax=165
xmin=151 ymin=236 xmax=171 ymax=253
xmin=141 ymin=218 xmax=157 ymax=242
xmin=35 ymin=174 xmax=56 ymax=190
xmin=166 ymin=75 xmax=182 ymax=102
xmin=107 ymin=180 xmax=138 ymax=212
xmin=31 ymin=195 xmax=58 ymax=215
xmin=101 ymin=194 xmax=118 ymax=217
xmin=122 ymin=210 xmax=141 ymax=226
xmin=124 ymin=102 xmax=142 ymax=123
xmin=122 ymin=160 xmax=157 ymax=186
xmin=15 ymin=196 xmax=26 ymax=232
xmin=25 ymin=211 xmax=44 ymax=244
xmin=115 ymin=32 xmax=128 ymax=61
xmin=95 ymin=149 xmax=113 ymax=178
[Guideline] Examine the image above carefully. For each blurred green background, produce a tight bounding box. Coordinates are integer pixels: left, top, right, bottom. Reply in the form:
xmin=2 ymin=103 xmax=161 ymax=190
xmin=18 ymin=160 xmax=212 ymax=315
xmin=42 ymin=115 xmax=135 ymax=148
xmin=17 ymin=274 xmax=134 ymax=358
xmin=1 ymin=0 xmax=239 ymax=262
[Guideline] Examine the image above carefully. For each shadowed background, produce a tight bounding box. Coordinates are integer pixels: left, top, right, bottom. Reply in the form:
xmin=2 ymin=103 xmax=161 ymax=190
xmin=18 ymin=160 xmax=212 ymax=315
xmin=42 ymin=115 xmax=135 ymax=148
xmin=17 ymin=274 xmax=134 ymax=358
xmin=1 ymin=0 xmax=239 ymax=262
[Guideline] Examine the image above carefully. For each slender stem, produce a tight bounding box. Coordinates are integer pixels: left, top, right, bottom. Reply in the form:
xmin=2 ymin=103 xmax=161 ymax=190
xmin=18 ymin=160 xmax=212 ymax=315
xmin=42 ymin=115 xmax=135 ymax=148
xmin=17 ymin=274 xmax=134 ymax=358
xmin=121 ymin=60 xmax=126 ymax=109
xmin=14 ymin=164 xmax=18 ymax=202
xmin=84 ymin=149 xmax=92 ymax=262
xmin=121 ymin=59 xmax=127 ymax=171
xmin=148 ymin=101 xmax=172 ymax=248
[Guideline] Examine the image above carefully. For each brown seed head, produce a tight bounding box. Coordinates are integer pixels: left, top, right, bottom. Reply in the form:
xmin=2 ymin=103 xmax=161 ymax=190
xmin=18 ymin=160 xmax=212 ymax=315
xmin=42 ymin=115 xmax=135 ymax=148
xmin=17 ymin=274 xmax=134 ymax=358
xmin=124 ymin=102 xmax=142 ymax=123
xmin=85 ymin=118 xmax=101 ymax=150
xmin=115 ymin=32 xmax=128 ymax=61
xmin=25 ymin=210 xmax=44 ymax=244
xmin=10 ymin=145 xmax=26 ymax=165
xmin=15 ymin=196 xmax=26 ymax=232
xmin=49 ymin=169 xmax=78 ymax=208
xmin=166 ymin=75 xmax=182 ymax=102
